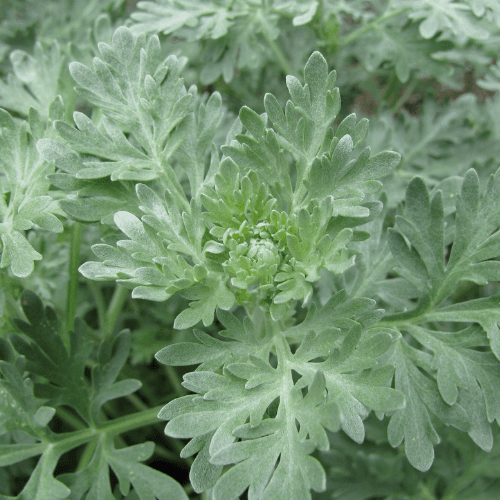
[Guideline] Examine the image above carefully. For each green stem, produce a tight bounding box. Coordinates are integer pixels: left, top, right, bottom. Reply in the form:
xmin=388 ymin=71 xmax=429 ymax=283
xmin=166 ymin=365 xmax=187 ymax=397
xmin=76 ymin=437 xmax=98 ymax=471
xmin=441 ymin=464 xmax=480 ymax=500
xmin=65 ymin=222 xmax=82 ymax=342
xmin=105 ymin=285 xmax=129 ymax=337
xmin=377 ymin=295 xmax=432 ymax=328
xmin=55 ymin=402 xmax=192 ymax=469
xmin=127 ymin=392 xmax=149 ymax=412
xmin=87 ymin=280 xmax=107 ymax=336
xmin=152 ymin=444 xmax=184 ymax=463
xmin=51 ymin=405 xmax=164 ymax=448
xmin=418 ymin=482 xmax=437 ymax=500
xmin=259 ymin=13 xmax=294 ymax=76
xmin=339 ymin=7 xmax=410 ymax=47
xmin=382 ymin=71 xmax=398 ymax=105
xmin=56 ymin=406 xmax=87 ymax=430
xmin=391 ymin=78 xmax=418 ymax=114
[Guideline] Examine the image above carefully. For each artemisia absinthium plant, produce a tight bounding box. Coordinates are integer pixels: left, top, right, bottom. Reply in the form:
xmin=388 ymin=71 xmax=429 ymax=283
xmin=2 ymin=1 xmax=500 ymax=499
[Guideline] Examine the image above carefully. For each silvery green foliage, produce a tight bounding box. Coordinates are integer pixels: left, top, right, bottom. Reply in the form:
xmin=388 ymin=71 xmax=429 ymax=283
xmin=2 ymin=4 xmax=500 ymax=499
xmin=0 ymin=40 xmax=71 ymax=120
xmin=72 ymin=44 xmax=406 ymax=497
xmin=79 ymin=49 xmax=400 ymax=329
xmin=0 ymin=105 xmax=64 ymax=278
xmin=0 ymin=291 xmax=188 ymax=500
xmin=156 ymin=296 xmax=404 ymax=498
xmin=130 ymin=0 xmax=320 ymax=83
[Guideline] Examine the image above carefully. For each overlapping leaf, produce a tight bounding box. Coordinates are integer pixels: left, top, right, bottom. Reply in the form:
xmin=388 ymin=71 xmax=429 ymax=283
xmin=0 ymin=290 xmax=187 ymax=500
xmin=327 ymin=197 xmax=419 ymax=310
xmin=0 ymin=40 xmax=71 ymax=119
xmin=382 ymin=168 xmax=500 ymax=471
xmin=10 ymin=290 xmax=141 ymax=424
xmin=130 ymin=0 xmax=320 ymax=84
xmin=407 ymin=324 xmax=500 ymax=450
xmin=37 ymin=139 xmax=140 ymax=224
xmin=78 ymin=184 xmax=233 ymax=327
xmin=156 ymin=292 xmax=404 ymax=498
xmin=0 ymin=336 xmax=71 ymax=500
xmin=407 ymin=0 xmax=489 ymax=42
xmin=365 ymin=95 xmax=484 ymax=206
xmin=385 ymin=338 xmax=470 ymax=472
xmin=39 ymin=27 xmax=193 ymax=186
xmin=59 ymin=435 xmax=188 ymax=500
xmin=0 ymin=107 xmax=64 ymax=278
xmin=388 ymin=168 xmax=500 ymax=327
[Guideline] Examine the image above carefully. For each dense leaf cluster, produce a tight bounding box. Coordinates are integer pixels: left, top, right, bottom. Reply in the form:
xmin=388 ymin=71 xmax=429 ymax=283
xmin=1 ymin=1 xmax=500 ymax=499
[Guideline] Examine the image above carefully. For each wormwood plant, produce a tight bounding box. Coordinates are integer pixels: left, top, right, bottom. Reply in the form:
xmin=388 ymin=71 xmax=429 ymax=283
xmin=2 ymin=1 xmax=500 ymax=499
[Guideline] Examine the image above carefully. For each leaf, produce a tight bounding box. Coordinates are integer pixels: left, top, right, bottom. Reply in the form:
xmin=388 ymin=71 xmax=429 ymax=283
xmin=0 ymin=108 xmax=62 ymax=277
xmin=386 ymin=339 xmax=469 ymax=472
xmin=59 ymin=435 xmax=188 ymax=500
xmin=158 ymin=368 xmax=339 ymax=499
xmin=221 ymin=108 xmax=293 ymax=206
xmin=173 ymin=91 xmax=224 ymax=198
xmin=409 ymin=0 xmax=489 ymax=41
xmin=365 ymin=95 xmax=481 ymax=207
xmin=351 ymin=21 xmax=454 ymax=83
xmin=382 ymin=170 xmax=500 ymax=470
xmin=388 ymin=169 xmax=500 ymax=309
xmin=39 ymin=137 xmax=142 ymax=223
xmin=174 ymin=277 xmax=235 ymax=329
xmin=11 ymin=290 xmax=94 ymax=422
xmin=79 ymin=196 xmax=209 ymax=309
xmin=90 ymin=331 xmax=142 ymax=424
xmin=292 ymin=320 xmax=405 ymax=443
xmin=155 ymin=327 xmax=259 ymax=372
xmin=50 ymin=27 xmax=194 ymax=184
xmin=130 ymin=0 xmax=320 ymax=83
xmin=423 ymin=295 xmax=500 ymax=363
xmin=157 ymin=287 xmax=404 ymax=497
xmin=4 ymin=446 xmax=71 ymax=500
xmin=407 ymin=324 xmax=499 ymax=452
xmin=263 ymin=52 xmax=340 ymax=183
xmin=0 ymin=351 xmax=40 ymax=437
xmin=1 ymin=289 xmax=185 ymax=500
xmin=0 ymin=40 xmax=71 ymax=119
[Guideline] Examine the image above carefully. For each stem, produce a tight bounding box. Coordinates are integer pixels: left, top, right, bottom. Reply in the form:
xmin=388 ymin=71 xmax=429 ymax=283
xmin=381 ymin=71 xmax=398 ymax=107
xmin=391 ymin=78 xmax=418 ymax=114
xmin=51 ymin=405 xmax=164 ymax=448
xmin=339 ymin=8 xmax=410 ymax=47
xmin=104 ymin=285 xmax=129 ymax=337
xmin=127 ymin=392 xmax=149 ymax=412
xmin=259 ymin=13 xmax=294 ymax=76
xmin=441 ymin=464 xmax=481 ymax=500
xmin=166 ymin=365 xmax=187 ymax=397
xmin=418 ymin=482 xmax=437 ymax=500
xmin=377 ymin=295 xmax=433 ymax=328
xmin=152 ymin=444 xmax=183 ymax=463
xmin=65 ymin=222 xmax=82 ymax=342
xmin=98 ymin=405 xmax=163 ymax=435
xmin=76 ymin=437 xmax=98 ymax=471
xmin=87 ymin=280 xmax=107 ymax=335
xmin=56 ymin=406 xmax=87 ymax=430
